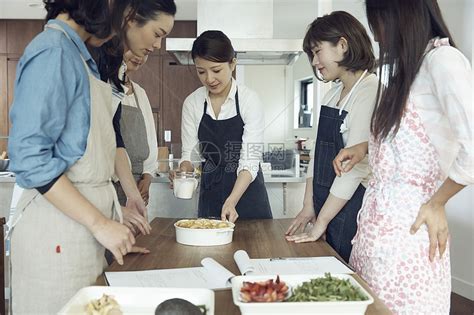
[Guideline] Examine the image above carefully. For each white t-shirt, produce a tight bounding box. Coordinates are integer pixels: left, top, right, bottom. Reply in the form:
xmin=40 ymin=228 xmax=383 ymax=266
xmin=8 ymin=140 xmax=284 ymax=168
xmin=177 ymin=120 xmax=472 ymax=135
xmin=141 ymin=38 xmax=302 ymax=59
xmin=307 ymin=73 xmax=379 ymax=200
xmin=180 ymin=78 xmax=265 ymax=182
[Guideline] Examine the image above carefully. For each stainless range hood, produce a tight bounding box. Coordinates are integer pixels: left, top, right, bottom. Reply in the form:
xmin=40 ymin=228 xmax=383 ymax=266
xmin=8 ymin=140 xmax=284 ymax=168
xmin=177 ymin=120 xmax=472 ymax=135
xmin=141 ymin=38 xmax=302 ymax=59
xmin=166 ymin=0 xmax=303 ymax=65
xmin=167 ymin=38 xmax=302 ymax=65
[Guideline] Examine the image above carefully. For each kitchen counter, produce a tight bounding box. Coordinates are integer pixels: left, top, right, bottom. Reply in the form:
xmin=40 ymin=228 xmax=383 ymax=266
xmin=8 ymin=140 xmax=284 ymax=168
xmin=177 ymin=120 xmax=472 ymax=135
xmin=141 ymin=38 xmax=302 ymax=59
xmin=0 ymin=173 xmax=306 ymax=184
xmin=96 ymin=218 xmax=391 ymax=315
xmin=0 ymin=173 xmax=307 ymax=220
xmin=154 ymin=172 xmax=306 ymax=183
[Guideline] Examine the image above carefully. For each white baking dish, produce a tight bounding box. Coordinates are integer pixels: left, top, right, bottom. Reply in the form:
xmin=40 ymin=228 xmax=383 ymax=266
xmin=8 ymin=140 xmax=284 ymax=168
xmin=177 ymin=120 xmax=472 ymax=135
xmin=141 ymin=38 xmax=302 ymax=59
xmin=58 ymin=286 xmax=215 ymax=314
xmin=232 ymin=274 xmax=374 ymax=315
xmin=174 ymin=219 xmax=235 ymax=246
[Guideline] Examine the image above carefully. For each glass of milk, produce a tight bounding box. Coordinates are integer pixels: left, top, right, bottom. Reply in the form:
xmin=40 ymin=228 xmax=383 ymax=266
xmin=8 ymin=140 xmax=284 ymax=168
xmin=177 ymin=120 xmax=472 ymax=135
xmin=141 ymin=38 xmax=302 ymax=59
xmin=173 ymin=171 xmax=199 ymax=199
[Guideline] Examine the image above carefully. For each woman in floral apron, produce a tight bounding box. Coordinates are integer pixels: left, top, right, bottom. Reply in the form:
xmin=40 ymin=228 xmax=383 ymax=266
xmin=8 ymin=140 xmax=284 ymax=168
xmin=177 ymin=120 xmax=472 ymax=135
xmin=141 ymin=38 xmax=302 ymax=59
xmin=333 ymin=1 xmax=473 ymax=314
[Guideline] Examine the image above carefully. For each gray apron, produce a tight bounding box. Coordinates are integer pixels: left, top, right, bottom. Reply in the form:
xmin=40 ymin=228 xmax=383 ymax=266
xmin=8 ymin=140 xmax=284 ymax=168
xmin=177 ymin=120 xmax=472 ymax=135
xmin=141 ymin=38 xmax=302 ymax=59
xmin=114 ymin=84 xmax=150 ymax=205
xmin=9 ymin=23 xmax=122 ymax=314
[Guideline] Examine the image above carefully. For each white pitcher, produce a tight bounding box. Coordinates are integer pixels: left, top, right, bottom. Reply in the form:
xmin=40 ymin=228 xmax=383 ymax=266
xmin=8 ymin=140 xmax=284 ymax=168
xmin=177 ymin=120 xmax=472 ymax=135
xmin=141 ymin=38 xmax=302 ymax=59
xmin=173 ymin=171 xmax=199 ymax=199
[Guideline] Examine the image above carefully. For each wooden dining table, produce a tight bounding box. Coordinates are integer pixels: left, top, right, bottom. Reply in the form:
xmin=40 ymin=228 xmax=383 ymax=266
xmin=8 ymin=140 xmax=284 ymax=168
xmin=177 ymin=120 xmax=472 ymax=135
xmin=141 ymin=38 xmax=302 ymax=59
xmin=97 ymin=218 xmax=391 ymax=315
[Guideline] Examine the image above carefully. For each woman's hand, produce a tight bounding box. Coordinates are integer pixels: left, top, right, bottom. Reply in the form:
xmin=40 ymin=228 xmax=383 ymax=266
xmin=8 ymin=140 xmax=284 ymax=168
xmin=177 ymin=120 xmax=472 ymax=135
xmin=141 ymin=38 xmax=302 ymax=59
xmin=128 ymin=246 xmax=150 ymax=255
xmin=122 ymin=206 xmax=151 ymax=235
xmin=333 ymin=142 xmax=368 ymax=176
xmin=285 ymin=204 xmax=316 ymax=236
xmin=221 ymin=198 xmax=239 ymax=223
xmin=285 ymin=218 xmax=328 ymax=243
xmin=90 ymin=217 xmax=135 ymax=266
xmin=126 ymin=194 xmax=148 ymax=221
xmin=410 ymin=200 xmax=449 ymax=262
xmin=137 ymin=174 xmax=152 ymax=205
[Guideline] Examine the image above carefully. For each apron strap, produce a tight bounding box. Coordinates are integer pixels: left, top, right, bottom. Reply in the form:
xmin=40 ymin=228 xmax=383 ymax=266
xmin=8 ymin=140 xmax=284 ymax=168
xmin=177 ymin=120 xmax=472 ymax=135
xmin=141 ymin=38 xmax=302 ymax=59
xmin=338 ymin=69 xmax=368 ymax=115
xmin=235 ymin=89 xmax=240 ymax=116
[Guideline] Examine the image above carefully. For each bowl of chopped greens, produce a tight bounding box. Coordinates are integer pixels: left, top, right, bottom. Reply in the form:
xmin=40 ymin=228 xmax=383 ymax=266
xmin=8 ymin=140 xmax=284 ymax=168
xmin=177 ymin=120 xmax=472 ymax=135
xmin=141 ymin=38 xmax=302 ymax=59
xmin=232 ymin=273 xmax=374 ymax=314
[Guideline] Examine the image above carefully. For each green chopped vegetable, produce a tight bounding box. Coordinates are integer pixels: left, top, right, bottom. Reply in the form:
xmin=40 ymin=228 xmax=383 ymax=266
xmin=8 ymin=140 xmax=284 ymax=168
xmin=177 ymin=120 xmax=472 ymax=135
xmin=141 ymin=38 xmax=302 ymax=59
xmin=286 ymin=273 xmax=368 ymax=302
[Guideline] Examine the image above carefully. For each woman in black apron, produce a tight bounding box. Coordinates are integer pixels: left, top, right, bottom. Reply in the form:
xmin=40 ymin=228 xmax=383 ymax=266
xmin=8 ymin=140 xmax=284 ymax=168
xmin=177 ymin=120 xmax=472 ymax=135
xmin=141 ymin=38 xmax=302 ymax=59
xmin=178 ymin=31 xmax=272 ymax=222
xmin=285 ymin=12 xmax=377 ymax=262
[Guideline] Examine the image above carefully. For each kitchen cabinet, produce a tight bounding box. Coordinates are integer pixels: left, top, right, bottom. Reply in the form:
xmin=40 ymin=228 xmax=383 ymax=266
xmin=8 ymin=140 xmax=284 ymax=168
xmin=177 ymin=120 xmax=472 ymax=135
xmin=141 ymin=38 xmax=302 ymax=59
xmin=5 ymin=20 xmax=44 ymax=55
xmin=6 ymin=57 xmax=18 ymax=119
xmin=0 ymin=21 xmax=6 ymax=54
xmin=0 ymin=56 xmax=7 ymax=153
xmin=128 ymin=55 xmax=162 ymax=110
xmin=160 ymin=55 xmax=201 ymax=146
xmin=146 ymin=175 xmax=306 ymax=220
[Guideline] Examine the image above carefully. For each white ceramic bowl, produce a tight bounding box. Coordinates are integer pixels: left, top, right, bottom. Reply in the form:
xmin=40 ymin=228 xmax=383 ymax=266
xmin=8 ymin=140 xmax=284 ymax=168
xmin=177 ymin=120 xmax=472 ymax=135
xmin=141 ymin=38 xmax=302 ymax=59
xmin=174 ymin=219 xmax=235 ymax=246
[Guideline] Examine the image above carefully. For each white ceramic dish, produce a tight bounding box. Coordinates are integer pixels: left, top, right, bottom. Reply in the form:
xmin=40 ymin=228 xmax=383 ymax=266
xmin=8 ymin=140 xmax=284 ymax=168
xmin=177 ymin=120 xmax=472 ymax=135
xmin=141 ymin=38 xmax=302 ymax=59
xmin=174 ymin=219 xmax=235 ymax=246
xmin=232 ymin=274 xmax=374 ymax=315
xmin=58 ymin=286 xmax=215 ymax=315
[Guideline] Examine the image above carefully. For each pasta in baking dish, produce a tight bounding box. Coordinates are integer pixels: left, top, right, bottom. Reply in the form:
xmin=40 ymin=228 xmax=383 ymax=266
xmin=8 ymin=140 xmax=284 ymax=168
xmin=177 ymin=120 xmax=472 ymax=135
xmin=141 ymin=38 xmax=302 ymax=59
xmin=175 ymin=218 xmax=232 ymax=229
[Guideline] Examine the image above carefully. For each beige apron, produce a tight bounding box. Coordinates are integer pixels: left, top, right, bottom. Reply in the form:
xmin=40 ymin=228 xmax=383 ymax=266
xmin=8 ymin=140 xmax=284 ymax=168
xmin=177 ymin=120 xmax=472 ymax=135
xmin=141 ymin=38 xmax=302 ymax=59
xmin=10 ymin=23 xmax=122 ymax=314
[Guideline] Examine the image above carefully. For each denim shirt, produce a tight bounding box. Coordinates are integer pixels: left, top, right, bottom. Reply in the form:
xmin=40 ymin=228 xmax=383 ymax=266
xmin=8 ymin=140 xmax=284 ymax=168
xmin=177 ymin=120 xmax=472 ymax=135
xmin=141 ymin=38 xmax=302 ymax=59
xmin=9 ymin=19 xmax=100 ymax=189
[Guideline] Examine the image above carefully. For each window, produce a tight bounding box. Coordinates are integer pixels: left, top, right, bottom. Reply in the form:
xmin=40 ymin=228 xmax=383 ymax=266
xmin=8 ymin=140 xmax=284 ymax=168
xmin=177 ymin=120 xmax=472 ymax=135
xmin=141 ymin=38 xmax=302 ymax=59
xmin=297 ymin=78 xmax=314 ymax=128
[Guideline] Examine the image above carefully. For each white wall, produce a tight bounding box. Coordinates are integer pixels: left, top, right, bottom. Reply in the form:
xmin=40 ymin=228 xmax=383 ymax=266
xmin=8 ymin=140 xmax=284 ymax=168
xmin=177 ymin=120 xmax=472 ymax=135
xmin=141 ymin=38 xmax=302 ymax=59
xmin=241 ymin=65 xmax=289 ymax=146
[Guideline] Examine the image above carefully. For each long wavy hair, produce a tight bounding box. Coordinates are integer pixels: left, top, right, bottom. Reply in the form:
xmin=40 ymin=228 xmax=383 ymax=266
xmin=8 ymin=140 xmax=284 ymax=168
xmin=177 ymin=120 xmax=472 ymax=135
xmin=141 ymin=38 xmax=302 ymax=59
xmin=366 ymin=0 xmax=455 ymax=140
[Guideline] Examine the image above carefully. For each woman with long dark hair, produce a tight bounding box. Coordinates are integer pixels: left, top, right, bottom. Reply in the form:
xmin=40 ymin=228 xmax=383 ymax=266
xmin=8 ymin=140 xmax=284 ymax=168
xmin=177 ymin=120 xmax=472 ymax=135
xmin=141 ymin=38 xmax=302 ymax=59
xmin=95 ymin=0 xmax=175 ymax=235
xmin=333 ymin=1 xmax=472 ymax=313
xmin=177 ymin=30 xmax=272 ymax=222
xmin=285 ymin=11 xmax=377 ymax=263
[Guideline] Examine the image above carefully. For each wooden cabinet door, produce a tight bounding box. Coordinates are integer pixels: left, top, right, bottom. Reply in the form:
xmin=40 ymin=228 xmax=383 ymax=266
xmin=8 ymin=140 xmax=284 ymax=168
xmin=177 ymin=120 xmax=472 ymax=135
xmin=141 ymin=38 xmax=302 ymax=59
xmin=6 ymin=20 xmax=44 ymax=55
xmin=160 ymin=55 xmax=201 ymax=147
xmin=128 ymin=55 xmax=162 ymax=110
xmin=1 ymin=57 xmax=19 ymax=154
xmin=0 ymin=56 xmax=7 ymax=153
xmin=7 ymin=57 xmax=18 ymax=119
xmin=128 ymin=54 xmax=162 ymax=144
xmin=0 ymin=21 xmax=6 ymax=54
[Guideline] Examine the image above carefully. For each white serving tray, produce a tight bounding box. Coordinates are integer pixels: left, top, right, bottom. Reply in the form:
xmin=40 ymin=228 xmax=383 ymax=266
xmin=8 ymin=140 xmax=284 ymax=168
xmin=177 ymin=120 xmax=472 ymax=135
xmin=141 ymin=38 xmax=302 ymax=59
xmin=58 ymin=286 xmax=215 ymax=315
xmin=232 ymin=274 xmax=374 ymax=315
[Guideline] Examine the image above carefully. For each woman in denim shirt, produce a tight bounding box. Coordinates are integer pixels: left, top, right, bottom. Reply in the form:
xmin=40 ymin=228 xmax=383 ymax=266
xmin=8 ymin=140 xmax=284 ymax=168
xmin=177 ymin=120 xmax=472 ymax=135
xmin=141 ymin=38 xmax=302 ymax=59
xmin=8 ymin=0 xmax=176 ymax=313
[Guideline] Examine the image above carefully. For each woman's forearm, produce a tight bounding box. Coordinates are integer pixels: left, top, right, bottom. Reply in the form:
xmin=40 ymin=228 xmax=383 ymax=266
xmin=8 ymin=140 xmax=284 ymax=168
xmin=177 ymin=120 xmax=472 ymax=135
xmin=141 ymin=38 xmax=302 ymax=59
xmin=315 ymin=193 xmax=349 ymax=226
xmin=303 ymin=177 xmax=314 ymax=207
xmin=44 ymin=175 xmax=107 ymax=232
xmin=226 ymin=169 xmax=252 ymax=205
xmin=429 ymin=177 xmax=465 ymax=207
xmin=115 ymin=147 xmax=141 ymax=198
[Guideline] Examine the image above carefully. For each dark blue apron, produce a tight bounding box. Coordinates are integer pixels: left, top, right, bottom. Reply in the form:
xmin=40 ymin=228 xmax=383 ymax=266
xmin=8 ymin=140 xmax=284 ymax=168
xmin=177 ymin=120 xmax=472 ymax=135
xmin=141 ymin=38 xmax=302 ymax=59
xmin=197 ymin=90 xmax=272 ymax=219
xmin=312 ymin=71 xmax=368 ymax=262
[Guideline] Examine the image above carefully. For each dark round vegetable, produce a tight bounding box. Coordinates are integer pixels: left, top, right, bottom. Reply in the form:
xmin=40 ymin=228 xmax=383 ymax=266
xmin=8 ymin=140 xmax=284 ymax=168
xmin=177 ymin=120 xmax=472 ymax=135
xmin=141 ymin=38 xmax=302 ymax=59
xmin=155 ymin=298 xmax=203 ymax=315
